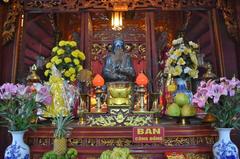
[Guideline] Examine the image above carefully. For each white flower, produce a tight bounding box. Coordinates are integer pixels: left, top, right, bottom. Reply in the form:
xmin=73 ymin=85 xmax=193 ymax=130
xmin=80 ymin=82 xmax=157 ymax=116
xmin=184 ymin=67 xmax=192 ymax=73
xmin=172 ymin=37 xmax=183 ymax=45
xmin=172 ymin=40 xmax=178 ymax=45
xmin=189 ymin=41 xmax=199 ymax=49
xmin=170 ymin=54 xmax=178 ymax=60
xmin=177 ymin=38 xmax=183 ymax=44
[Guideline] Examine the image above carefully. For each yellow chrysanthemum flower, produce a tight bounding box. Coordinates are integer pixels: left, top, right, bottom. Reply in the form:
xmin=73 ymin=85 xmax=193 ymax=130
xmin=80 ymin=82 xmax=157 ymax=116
xmin=59 ymin=40 xmax=66 ymax=47
xmin=55 ymin=59 xmax=62 ymax=65
xmin=188 ymin=69 xmax=199 ymax=79
xmin=73 ymin=58 xmax=80 ymax=65
xmin=57 ymin=49 xmax=65 ymax=55
xmin=69 ymin=41 xmax=77 ymax=47
xmin=71 ymin=50 xmax=80 ymax=58
xmin=70 ymin=75 xmax=76 ymax=82
xmin=69 ymin=67 xmax=76 ymax=74
xmin=177 ymin=58 xmax=186 ymax=65
xmin=44 ymin=70 xmax=50 ymax=77
xmin=64 ymin=71 xmax=71 ymax=77
xmin=78 ymin=65 xmax=83 ymax=71
xmin=51 ymin=56 xmax=59 ymax=63
xmin=172 ymin=65 xmax=182 ymax=76
xmin=64 ymin=57 xmax=72 ymax=63
xmin=174 ymin=49 xmax=182 ymax=57
xmin=52 ymin=46 xmax=59 ymax=52
xmin=46 ymin=62 xmax=52 ymax=69
xmin=79 ymin=51 xmax=85 ymax=60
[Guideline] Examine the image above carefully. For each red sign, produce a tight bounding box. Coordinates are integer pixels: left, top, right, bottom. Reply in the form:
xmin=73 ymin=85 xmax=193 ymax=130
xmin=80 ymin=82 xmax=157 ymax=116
xmin=132 ymin=126 xmax=165 ymax=143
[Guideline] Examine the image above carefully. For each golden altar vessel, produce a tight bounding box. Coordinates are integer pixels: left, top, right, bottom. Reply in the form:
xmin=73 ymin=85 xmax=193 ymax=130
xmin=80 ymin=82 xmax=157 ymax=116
xmin=107 ymin=82 xmax=133 ymax=106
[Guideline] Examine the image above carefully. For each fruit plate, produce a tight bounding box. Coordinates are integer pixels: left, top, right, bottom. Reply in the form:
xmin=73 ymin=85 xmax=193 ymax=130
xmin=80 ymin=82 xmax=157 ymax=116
xmin=167 ymin=115 xmax=195 ymax=125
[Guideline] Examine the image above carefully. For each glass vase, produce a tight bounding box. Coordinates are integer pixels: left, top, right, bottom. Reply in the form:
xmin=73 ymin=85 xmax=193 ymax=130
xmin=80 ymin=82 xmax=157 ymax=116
xmin=213 ymin=128 xmax=239 ymax=159
xmin=174 ymin=78 xmax=193 ymax=103
xmin=4 ymin=131 xmax=30 ymax=159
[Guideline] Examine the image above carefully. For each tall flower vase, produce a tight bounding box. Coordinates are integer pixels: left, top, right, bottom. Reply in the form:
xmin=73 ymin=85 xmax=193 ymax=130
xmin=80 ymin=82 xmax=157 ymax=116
xmin=213 ymin=128 xmax=239 ymax=159
xmin=174 ymin=78 xmax=193 ymax=102
xmin=4 ymin=131 xmax=30 ymax=159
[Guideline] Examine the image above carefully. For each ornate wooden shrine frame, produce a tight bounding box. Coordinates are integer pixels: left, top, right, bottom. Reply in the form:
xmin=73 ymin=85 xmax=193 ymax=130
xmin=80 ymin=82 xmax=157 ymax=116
xmin=2 ymin=0 xmax=240 ymax=82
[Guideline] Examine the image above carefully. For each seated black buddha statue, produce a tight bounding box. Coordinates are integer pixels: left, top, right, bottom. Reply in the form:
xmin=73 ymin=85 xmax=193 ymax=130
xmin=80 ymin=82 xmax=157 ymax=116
xmin=103 ymin=38 xmax=136 ymax=82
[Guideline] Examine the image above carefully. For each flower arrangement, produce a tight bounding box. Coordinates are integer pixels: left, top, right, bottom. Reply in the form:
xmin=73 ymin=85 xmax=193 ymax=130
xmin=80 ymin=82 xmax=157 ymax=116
xmin=44 ymin=40 xmax=85 ymax=82
xmin=165 ymin=37 xmax=199 ymax=79
xmin=193 ymin=77 xmax=240 ymax=128
xmin=0 ymin=83 xmax=52 ymax=131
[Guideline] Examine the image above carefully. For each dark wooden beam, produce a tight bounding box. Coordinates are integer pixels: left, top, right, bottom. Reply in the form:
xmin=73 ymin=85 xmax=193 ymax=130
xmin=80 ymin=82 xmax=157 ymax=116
xmin=24 ymin=54 xmax=36 ymax=61
xmin=191 ymin=25 xmax=209 ymax=41
xmin=26 ymin=44 xmax=48 ymax=57
xmin=26 ymin=31 xmax=51 ymax=50
xmin=35 ymin=21 xmax=53 ymax=37
xmin=186 ymin=15 xmax=202 ymax=36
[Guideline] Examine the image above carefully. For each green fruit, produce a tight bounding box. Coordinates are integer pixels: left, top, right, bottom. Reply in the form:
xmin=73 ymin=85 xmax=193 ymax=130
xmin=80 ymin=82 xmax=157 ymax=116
xmin=166 ymin=103 xmax=181 ymax=117
xmin=181 ymin=104 xmax=196 ymax=116
xmin=174 ymin=93 xmax=189 ymax=106
xmin=100 ymin=150 xmax=112 ymax=159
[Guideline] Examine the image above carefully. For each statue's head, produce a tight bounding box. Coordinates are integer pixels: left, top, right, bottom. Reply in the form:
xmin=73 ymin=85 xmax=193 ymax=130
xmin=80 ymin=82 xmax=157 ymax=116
xmin=112 ymin=38 xmax=124 ymax=53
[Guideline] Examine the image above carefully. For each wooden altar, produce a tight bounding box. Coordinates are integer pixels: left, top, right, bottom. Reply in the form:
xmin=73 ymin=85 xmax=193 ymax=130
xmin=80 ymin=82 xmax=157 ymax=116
xmin=25 ymin=121 xmax=240 ymax=159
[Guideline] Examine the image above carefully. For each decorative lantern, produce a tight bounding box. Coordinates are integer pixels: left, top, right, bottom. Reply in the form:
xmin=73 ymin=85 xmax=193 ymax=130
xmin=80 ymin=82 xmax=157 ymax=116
xmin=92 ymin=74 xmax=105 ymax=112
xmin=111 ymin=11 xmax=123 ymax=31
xmin=136 ymin=72 xmax=148 ymax=86
xmin=135 ymin=72 xmax=148 ymax=112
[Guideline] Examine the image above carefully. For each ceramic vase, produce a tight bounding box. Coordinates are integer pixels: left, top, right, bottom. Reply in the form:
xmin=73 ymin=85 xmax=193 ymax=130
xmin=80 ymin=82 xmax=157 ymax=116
xmin=174 ymin=78 xmax=193 ymax=102
xmin=4 ymin=131 xmax=30 ymax=159
xmin=213 ymin=128 xmax=239 ymax=159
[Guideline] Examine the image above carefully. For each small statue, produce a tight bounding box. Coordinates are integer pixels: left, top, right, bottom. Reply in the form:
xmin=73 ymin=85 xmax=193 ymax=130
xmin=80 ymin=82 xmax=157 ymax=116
xmin=203 ymin=62 xmax=216 ymax=80
xmin=102 ymin=38 xmax=136 ymax=82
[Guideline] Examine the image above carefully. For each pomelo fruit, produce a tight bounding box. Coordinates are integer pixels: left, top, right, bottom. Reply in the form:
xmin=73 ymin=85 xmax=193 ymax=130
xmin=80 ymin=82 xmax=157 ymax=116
xmin=181 ymin=104 xmax=196 ymax=116
xmin=174 ymin=93 xmax=189 ymax=106
xmin=166 ymin=103 xmax=181 ymax=117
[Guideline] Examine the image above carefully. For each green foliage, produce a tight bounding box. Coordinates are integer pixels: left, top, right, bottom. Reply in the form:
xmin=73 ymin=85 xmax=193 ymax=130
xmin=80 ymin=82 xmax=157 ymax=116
xmin=42 ymin=148 xmax=78 ymax=159
xmin=100 ymin=147 xmax=134 ymax=159
xmin=207 ymin=90 xmax=240 ymax=128
xmin=0 ymin=96 xmax=44 ymax=131
xmin=53 ymin=114 xmax=73 ymax=139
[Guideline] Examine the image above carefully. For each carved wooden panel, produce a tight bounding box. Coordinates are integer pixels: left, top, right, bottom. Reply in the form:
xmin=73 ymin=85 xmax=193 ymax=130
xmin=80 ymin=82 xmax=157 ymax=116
xmin=24 ymin=0 xmax=216 ymax=12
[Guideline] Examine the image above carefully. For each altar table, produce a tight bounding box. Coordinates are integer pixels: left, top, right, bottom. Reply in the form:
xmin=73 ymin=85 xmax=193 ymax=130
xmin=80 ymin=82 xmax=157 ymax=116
xmin=25 ymin=121 xmax=240 ymax=159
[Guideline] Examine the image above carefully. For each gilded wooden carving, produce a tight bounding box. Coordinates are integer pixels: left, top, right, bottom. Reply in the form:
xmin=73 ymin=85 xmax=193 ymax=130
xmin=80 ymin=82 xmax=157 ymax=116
xmin=2 ymin=0 xmax=23 ymax=45
xmin=85 ymin=108 xmax=153 ymax=127
xmin=185 ymin=153 xmax=211 ymax=159
xmin=27 ymin=136 xmax=216 ymax=147
xmin=217 ymin=0 xmax=240 ymax=43
xmin=91 ymin=43 xmax=146 ymax=62
xmin=163 ymin=136 xmax=216 ymax=146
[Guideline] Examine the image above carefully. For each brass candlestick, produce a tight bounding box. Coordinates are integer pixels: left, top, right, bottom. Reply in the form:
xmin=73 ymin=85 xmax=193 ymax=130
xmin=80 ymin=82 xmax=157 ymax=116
xmin=95 ymin=86 xmax=103 ymax=113
xmin=138 ymin=85 xmax=146 ymax=112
